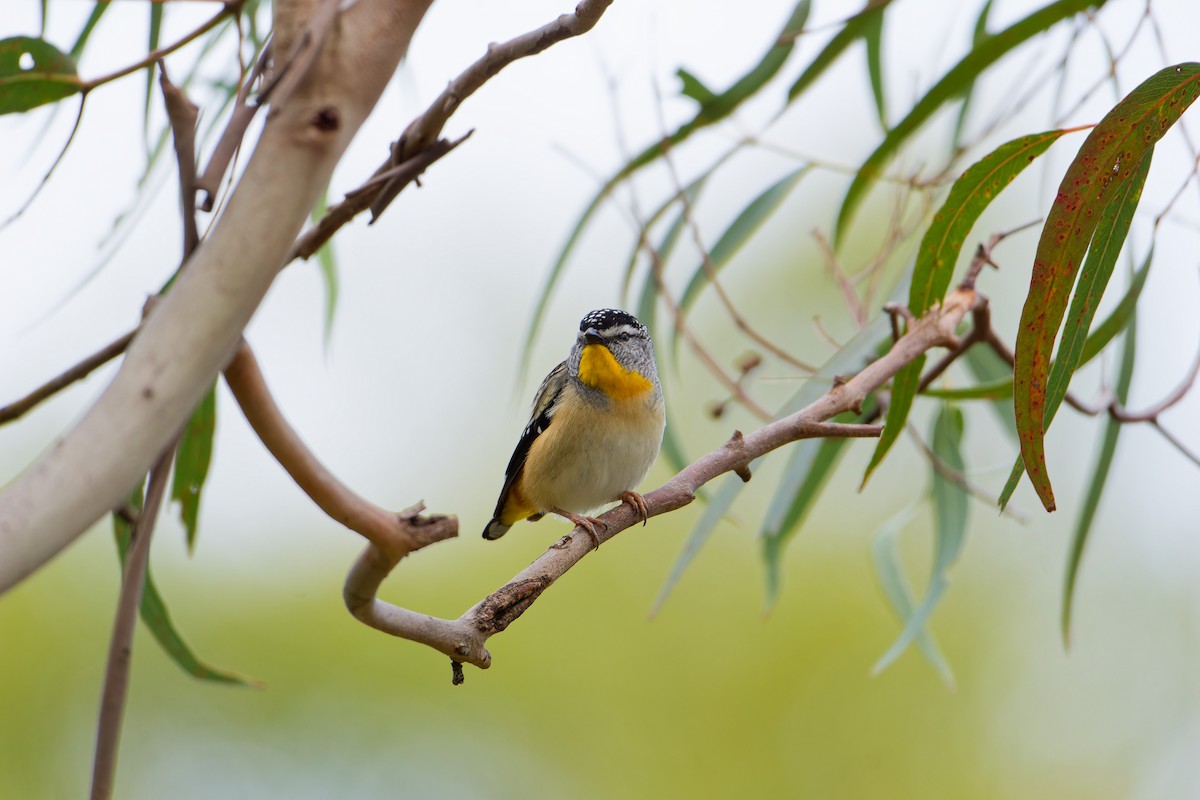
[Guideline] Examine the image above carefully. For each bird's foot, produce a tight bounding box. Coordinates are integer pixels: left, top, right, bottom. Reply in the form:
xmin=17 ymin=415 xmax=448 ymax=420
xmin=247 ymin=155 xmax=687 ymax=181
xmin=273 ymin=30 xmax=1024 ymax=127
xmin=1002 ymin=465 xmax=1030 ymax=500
xmin=619 ymin=490 xmax=650 ymax=526
xmin=552 ymin=508 xmax=606 ymax=550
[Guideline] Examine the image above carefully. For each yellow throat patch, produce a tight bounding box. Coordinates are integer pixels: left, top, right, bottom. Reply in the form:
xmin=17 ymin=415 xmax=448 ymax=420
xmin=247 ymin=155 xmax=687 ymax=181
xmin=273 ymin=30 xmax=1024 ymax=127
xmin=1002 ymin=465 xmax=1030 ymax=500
xmin=578 ymin=344 xmax=653 ymax=400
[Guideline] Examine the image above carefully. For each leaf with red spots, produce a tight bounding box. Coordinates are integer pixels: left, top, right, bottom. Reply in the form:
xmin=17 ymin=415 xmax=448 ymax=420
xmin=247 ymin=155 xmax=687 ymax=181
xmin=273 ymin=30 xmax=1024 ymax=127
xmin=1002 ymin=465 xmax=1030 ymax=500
xmin=861 ymin=128 xmax=1074 ymax=490
xmin=1012 ymin=63 xmax=1200 ymax=512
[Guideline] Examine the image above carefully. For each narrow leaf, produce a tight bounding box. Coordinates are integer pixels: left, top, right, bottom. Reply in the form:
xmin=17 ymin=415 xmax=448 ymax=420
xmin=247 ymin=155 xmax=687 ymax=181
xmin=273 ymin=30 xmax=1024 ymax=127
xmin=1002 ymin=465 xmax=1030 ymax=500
xmin=114 ymin=486 xmax=258 ymax=686
xmin=910 ymin=128 xmax=1077 ymax=316
xmin=785 ymin=0 xmax=895 ymax=106
xmin=70 ymin=2 xmax=111 ymax=60
xmin=1013 ymin=65 xmax=1197 ymax=510
xmin=671 ymin=167 xmax=809 ymax=358
xmin=863 ymin=4 xmax=888 ymax=130
xmin=144 ymin=3 xmax=164 ymax=144
xmin=623 ymin=172 xmax=712 ymax=302
xmin=835 ymin=0 xmax=1104 ymax=244
xmin=650 ymin=474 xmax=746 ymax=617
xmin=861 ymin=354 xmax=924 ymax=488
xmin=1063 ymin=306 xmax=1136 ymax=642
xmin=922 ymin=376 xmax=1012 ymax=400
xmin=0 ymin=36 xmax=82 ymax=114
xmin=950 ymin=0 xmax=996 ymax=150
xmin=171 ymin=383 xmax=216 ymax=554
xmin=762 ymin=431 xmax=851 ymax=607
xmin=871 ymin=504 xmax=955 ymax=685
xmin=874 ymin=404 xmax=968 ymax=674
xmin=311 ymin=187 xmax=339 ymax=344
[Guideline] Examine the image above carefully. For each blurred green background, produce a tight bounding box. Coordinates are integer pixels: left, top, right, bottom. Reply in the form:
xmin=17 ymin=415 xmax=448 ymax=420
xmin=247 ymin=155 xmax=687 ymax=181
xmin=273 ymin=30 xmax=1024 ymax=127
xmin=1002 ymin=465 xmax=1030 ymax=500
xmin=3 ymin=1 xmax=1200 ymax=798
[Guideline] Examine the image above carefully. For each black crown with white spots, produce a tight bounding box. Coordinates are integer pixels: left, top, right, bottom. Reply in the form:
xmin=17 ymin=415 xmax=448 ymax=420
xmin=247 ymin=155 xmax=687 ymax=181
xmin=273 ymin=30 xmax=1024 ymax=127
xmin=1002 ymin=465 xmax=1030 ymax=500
xmin=578 ymin=308 xmax=646 ymax=334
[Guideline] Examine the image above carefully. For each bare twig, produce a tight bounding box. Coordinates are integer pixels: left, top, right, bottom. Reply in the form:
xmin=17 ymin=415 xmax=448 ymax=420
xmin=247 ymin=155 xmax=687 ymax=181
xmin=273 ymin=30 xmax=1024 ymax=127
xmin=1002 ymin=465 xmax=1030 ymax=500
xmin=0 ymin=332 xmax=135 ymax=425
xmin=289 ymin=132 xmax=472 ymax=261
xmin=89 ymin=446 xmax=174 ymax=800
xmin=159 ymin=65 xmax=201 ymax=256
xmin=195 ymin=41 xmax=271 ymax=211
xmin=291 ymin=0 xmax=615 ymax=253
xmin=347 ymin=285 xmax=976 ymax=681
xmin=80 ymin=3 xmax=241 ymax=92
xmin=905 ymin=423 xmax=1028 ymax=523
xmin=0 ymin=95 xmax=87 ymax=232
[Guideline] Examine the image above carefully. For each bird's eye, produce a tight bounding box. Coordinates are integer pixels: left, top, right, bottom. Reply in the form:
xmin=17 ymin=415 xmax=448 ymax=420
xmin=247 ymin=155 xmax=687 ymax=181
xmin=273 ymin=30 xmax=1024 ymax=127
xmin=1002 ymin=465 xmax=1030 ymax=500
xmin=618 ymin=332 xmax=631 ymax=342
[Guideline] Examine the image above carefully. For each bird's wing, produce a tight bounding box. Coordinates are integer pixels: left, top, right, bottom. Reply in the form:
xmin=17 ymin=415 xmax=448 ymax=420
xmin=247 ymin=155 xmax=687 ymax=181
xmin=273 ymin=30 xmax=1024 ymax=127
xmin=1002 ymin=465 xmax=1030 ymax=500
xmin=490 ymin=361 xmax=568 ymax=521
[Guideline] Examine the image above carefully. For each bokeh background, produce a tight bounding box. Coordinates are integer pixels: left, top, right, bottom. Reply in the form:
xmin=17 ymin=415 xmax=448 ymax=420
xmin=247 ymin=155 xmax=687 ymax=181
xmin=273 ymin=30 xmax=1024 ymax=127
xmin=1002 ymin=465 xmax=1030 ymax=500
xmin=3 ymin=1 xmax=1200 ymax=797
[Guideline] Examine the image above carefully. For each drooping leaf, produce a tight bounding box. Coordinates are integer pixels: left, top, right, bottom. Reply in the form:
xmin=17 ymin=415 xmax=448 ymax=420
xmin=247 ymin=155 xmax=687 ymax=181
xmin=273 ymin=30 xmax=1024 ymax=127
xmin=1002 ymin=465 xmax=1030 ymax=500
xmin=649 ymin=474 xmax=745 ymax=618
xmin=0 ymin=36 xmax=82 ymax=114
xmin=762 ymin=426 xmax=853 ymax=607
xmin=114 ymin=485 xmax=259 ymax=686
xmin=70 ymin=1 xmax=111 ymax=60
xmin=862 ymin=124 xmax=1068 ymax=489
xmin=171 ymin=383 xmax=216 ymax=554
xmin=873 ymin=404 xmax=968 ymax=674
xmin=311 ymin=187 xmax=339 ymax=344
xmin=623 ymin=170 xmax=714 ymax=303
xmin=963 ymin=344 xmax=1017 ymax=440
xmin=636 ymin=206 xmax=694 ymax=479
xmin=861 ymin=354 xmax=924 ymax=489
xmin=144 ymin=2 xmax=164 ymax=147
xmin=785 ymin=0 xmax=895 ymax=107
xmin=870 ymin=504 xmax=954 ymax=685
xmin=1079 ymin=243 xmax=1152 ymax=365
xmin=1012 ymin=65 xmax=1196 ymax=511
xmin=910 ymin=128 xmax=1077 ymax=316
xmin=835 ymin=0 xmax=1105 ymax=244
xmin=524 ymin=0 xmax=812 ymax=376
xmin=863 ymin=3 xmax=888 ymax=130
xmin=1063 ymin=302 xmax=1136 ymax=643
xmin=671 ymin=166 xmax=810 ymax=359
xmin=951 ymin=0 xmax=995 ymax=150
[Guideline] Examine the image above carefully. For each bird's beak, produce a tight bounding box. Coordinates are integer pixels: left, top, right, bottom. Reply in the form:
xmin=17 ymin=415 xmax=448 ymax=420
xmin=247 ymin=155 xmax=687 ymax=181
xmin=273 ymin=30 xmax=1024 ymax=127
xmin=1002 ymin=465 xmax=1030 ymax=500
xmin=583 ymin=327 xmax=604 ymax=345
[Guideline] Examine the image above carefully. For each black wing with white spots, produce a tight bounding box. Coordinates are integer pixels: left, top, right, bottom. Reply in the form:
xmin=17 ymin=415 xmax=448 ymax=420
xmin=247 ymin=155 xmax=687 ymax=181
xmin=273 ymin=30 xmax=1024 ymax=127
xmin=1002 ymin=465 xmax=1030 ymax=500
xmin=483 ymin=361 xmax=567 ymax=538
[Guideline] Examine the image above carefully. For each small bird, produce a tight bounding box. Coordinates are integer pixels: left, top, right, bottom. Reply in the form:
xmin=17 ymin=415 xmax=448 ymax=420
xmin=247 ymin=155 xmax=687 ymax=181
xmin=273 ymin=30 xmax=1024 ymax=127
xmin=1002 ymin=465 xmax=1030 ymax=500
xmin=483 ymin=308 xmax=666 ymax=548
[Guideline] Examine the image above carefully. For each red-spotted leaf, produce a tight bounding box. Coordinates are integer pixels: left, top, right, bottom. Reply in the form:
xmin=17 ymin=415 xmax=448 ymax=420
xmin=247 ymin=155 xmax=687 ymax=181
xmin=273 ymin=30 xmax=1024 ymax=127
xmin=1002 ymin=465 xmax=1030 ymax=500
xmin=1013 ymin=63 xmax=1199 ymax=512
xmin=0 ymin=36 xmax=81 ymax=114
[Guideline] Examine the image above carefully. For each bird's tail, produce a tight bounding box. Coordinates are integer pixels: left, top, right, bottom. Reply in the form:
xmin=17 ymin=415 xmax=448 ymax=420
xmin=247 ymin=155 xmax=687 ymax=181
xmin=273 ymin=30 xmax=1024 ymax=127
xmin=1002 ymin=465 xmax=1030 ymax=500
xmin=482 ymin=518 xmax=510 ymax=540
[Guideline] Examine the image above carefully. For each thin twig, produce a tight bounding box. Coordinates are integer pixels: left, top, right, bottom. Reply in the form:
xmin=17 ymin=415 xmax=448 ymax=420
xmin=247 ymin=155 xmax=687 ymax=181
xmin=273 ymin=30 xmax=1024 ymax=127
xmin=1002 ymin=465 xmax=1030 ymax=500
xmin=195 ymin=40 xmax=271 ymax=211
xmin=0 ymin=94 xmax=87 ymax=232
xmin=905 ymin=423 xmax=1027 ymax=523
xmin=159 ymin=65 xmax=200 ymax=257
xmin=0 ymin=332 xmax=135 ymax=425
xmin=370 ymin=0 xmax=615 ymax=217
xmin=89 ymin=445 xmax=174 ymax=800
xmin=291 ymin=0 xmax=615 ymax=252
xmin=81 ymin=3 xmax=241 ymax=92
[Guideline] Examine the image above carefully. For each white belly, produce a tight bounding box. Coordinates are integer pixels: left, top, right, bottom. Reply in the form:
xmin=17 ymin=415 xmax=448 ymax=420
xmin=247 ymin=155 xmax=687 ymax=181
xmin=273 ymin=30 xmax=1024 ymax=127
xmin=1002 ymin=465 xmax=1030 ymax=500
xmin=522 ymin=393 xmax=665 ymax=514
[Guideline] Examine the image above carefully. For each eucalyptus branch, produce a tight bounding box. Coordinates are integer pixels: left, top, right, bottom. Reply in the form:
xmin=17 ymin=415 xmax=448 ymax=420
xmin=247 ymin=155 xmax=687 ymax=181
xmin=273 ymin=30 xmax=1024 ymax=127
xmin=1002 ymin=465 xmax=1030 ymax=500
xmin=345 ymin=284 xmax=979 ymax=682
xmin=0 ymin=331 xmax=134 ymax=426
xmin=291 ymin=0 xmax=615 ymax=258
xmin=80 ymin=2 xmax=242 ymax=93
xmin=89 ymin=446 xmax=174 ymax=800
